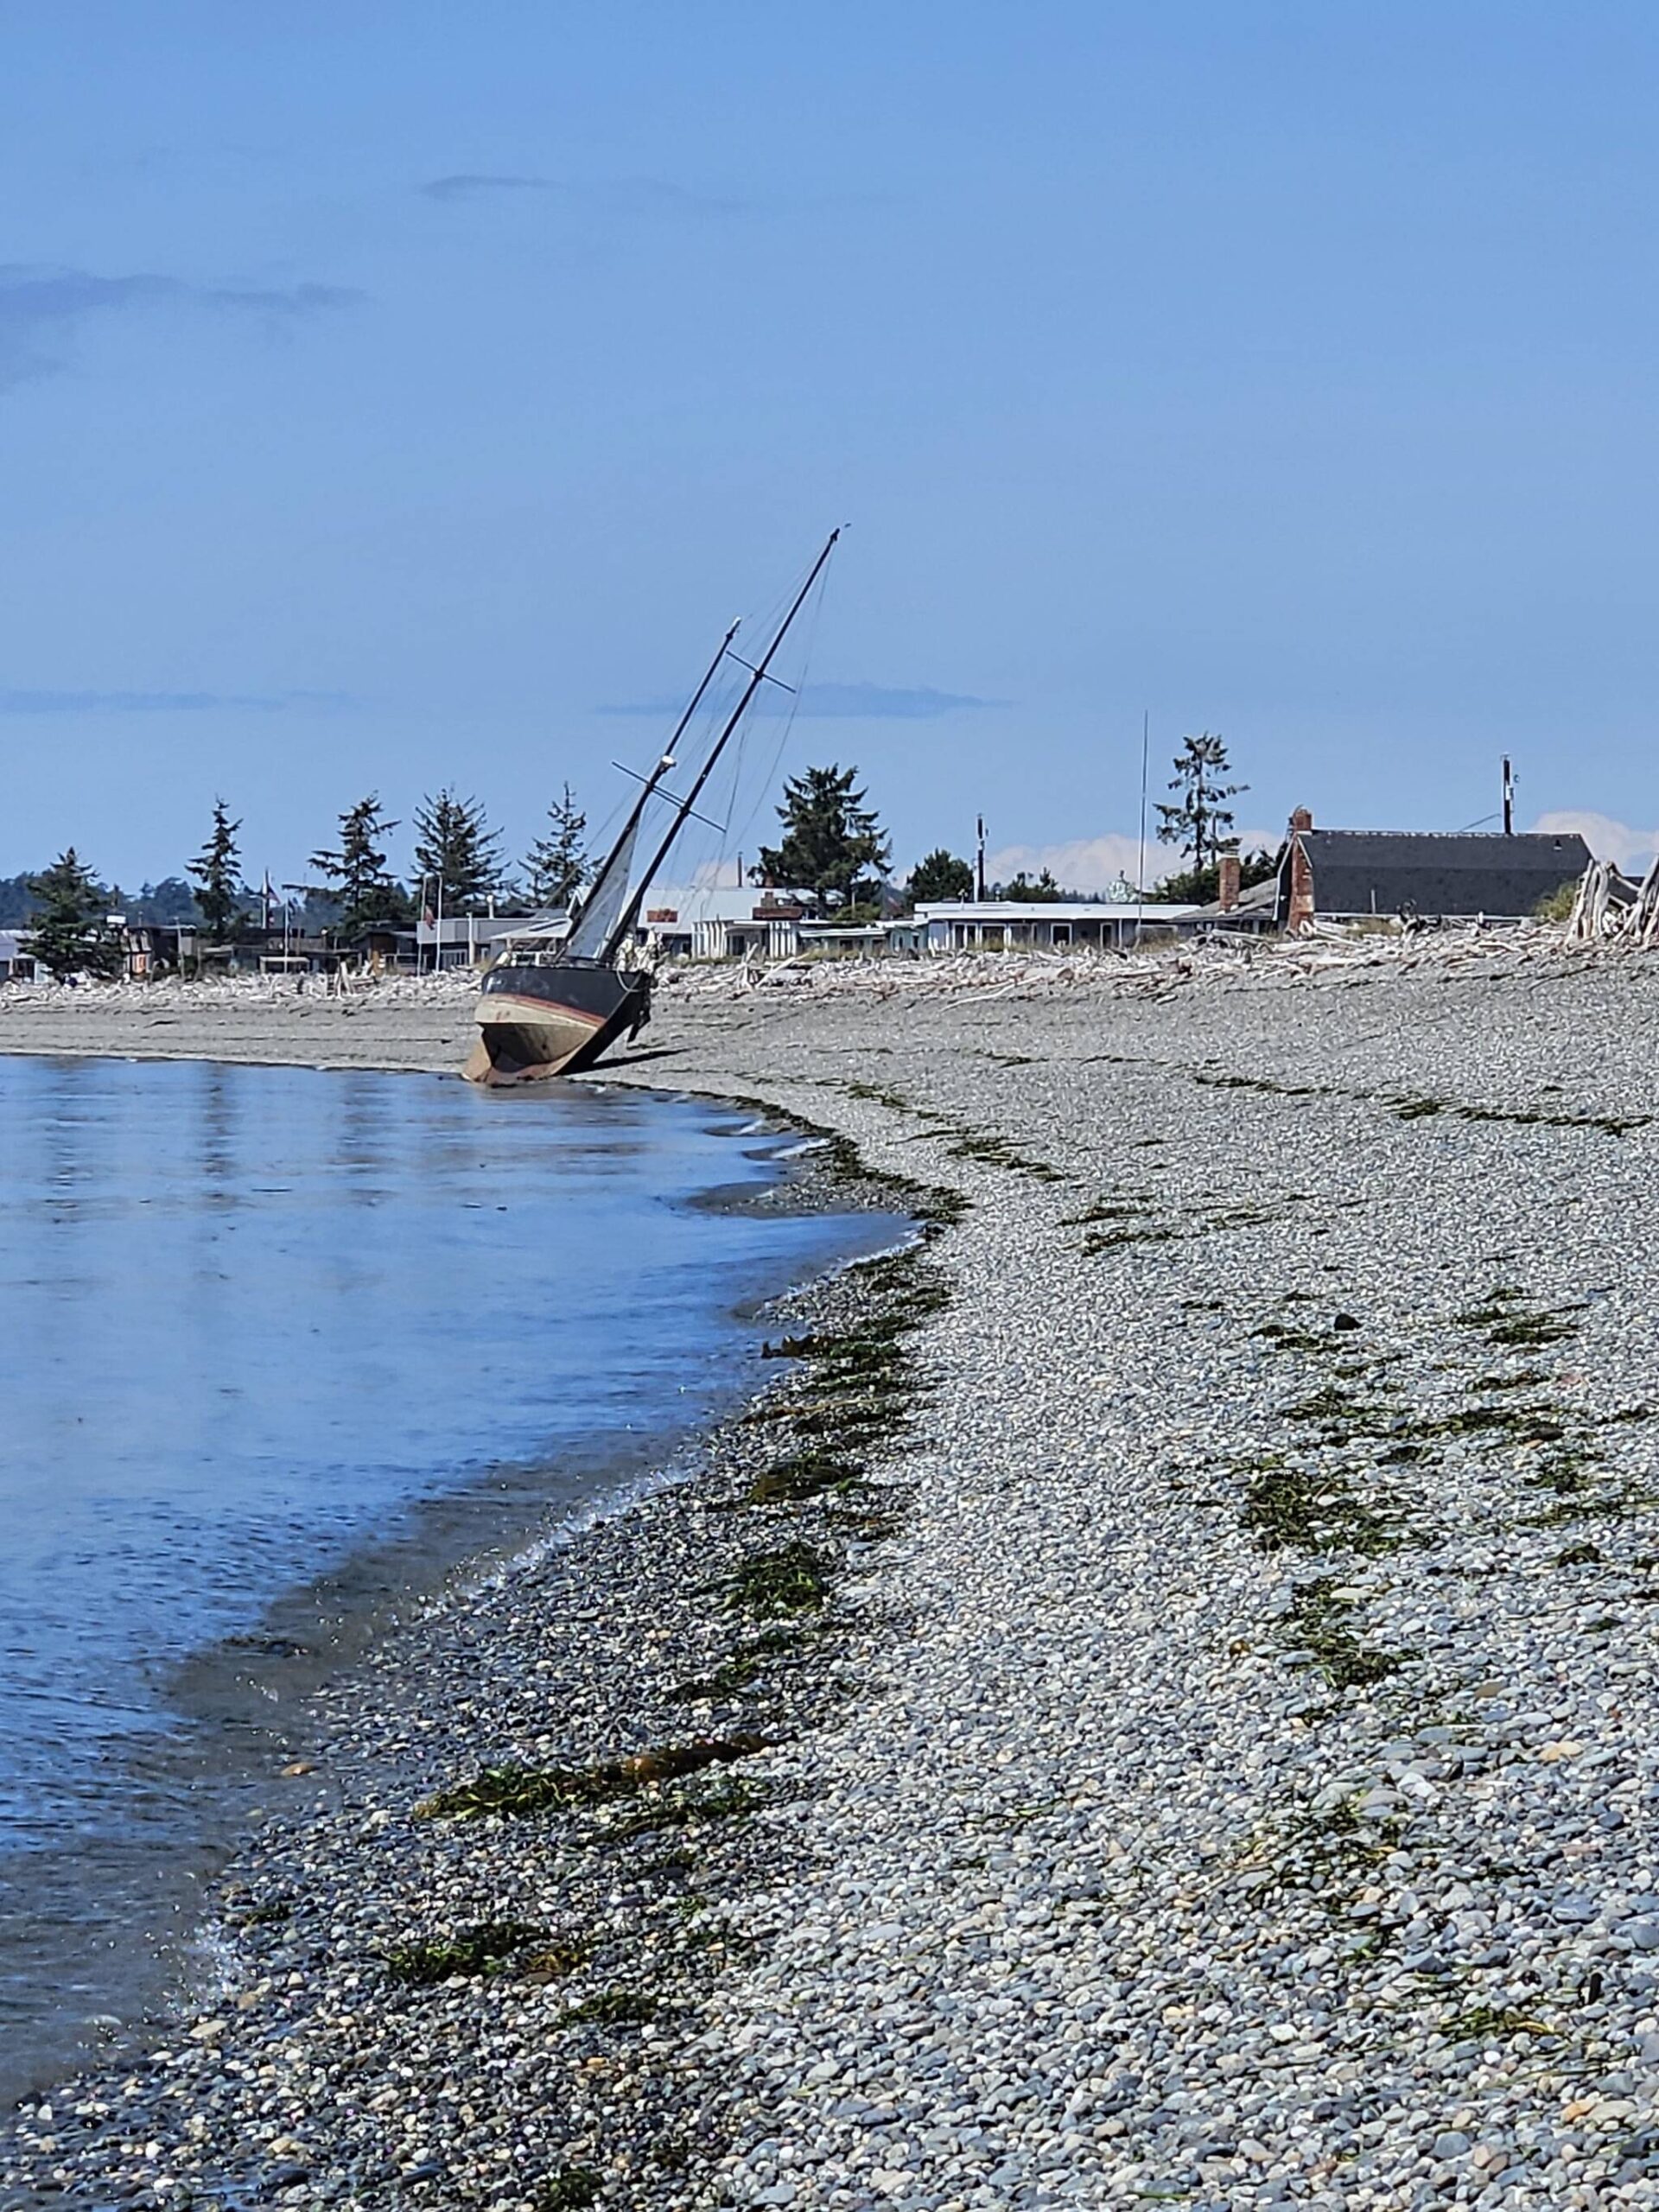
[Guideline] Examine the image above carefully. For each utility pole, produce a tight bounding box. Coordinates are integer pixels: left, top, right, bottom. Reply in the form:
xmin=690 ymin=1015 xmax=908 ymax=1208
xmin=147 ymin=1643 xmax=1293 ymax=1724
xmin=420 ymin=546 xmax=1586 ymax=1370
xmin=1135 ymin=710 xmax=1149 ymax=948
xmin=1502 ymin=757 xmax=1515 ymax=836
xmin=976 ymin=815 xmax=987 ymax=902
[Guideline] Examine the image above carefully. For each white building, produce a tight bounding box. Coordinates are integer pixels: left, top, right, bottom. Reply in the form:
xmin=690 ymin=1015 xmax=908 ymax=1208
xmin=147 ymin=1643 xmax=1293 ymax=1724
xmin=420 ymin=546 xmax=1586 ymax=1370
xmin=911 ymin=899 xmax=1198 ymax=951
xmin=639 ymin=886 xmax=819 ymax=961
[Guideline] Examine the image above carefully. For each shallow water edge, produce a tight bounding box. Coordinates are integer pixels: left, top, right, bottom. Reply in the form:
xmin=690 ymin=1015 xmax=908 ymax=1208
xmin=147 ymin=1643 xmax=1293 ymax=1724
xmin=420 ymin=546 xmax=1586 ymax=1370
xmin=0 ymin=1056 xmax=906 ymax=2113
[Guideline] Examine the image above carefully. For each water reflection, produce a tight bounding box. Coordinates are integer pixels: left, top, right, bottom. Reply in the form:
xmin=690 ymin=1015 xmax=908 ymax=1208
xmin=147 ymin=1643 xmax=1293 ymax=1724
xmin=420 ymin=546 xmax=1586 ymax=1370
xmin=0 ymin=1055 xmax=883 ymax=2101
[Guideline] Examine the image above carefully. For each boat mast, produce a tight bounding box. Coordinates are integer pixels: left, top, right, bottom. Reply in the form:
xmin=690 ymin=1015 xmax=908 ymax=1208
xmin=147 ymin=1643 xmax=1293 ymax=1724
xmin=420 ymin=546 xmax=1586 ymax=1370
xmin=569 ymin=621 xmax=739 ymax=947
xmin=603 ymin=529 xmax=840 ymax=964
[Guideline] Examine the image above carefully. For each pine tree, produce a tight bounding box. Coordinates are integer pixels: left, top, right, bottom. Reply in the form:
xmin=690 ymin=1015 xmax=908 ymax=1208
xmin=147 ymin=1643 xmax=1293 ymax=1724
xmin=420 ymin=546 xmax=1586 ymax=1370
xmin=188 ymin=797 xmax=244 ymax=943
xmin=308 ymin=795 xmax=410 ymax=931
xmin=524 ymin=784 xmax=589 ymax=909
xmin=1154 ymin=734 xmax=1247 ymax=875
xmin=412 ymin=789 xmax=506 ymax=914
xmin=998 ymin=868 xmax=1065 ymax=903
xmin=754 ymin=764 xmax=891 ymax=912
xmin=22 ymin=849 xmax=124 ymax=980
xmin=905 ymin=849 xmax=974 ymax=906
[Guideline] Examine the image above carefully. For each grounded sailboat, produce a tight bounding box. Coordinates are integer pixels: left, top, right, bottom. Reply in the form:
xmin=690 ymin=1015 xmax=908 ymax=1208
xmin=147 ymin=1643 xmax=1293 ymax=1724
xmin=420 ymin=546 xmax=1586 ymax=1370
xmin=462 ymin=530 xmax=838 ymax=1085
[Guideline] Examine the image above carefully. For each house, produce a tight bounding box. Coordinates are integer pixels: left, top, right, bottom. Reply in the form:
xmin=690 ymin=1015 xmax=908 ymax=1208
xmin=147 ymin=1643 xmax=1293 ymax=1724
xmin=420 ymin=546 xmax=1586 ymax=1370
xmin=912 ymin=899 xmax=1198 ymax=950
xmin=1279 ymin=810 xmax=1591 ymax=927
xmin=415 ymin=912 xmax=547 ymax=969
xmin=0 ymin=930 xmax=35 ymax=982
xmin=1183 ymin=813 xmax=1593 ymax=934
xmin=640 ymin=887 xmax=820 ymax=960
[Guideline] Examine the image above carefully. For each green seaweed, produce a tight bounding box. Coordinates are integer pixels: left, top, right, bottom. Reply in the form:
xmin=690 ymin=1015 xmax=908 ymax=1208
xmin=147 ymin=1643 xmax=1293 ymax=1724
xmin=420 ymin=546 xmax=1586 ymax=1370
xmin=1284 ymin=1578 xmax=1407 ymax=1691
xmin=384 ymin=1920 xmax=564 ymax=1986
xmin=664 ymin=1627 xmax=804 ymax=1703
xmin=556 ymin=1989 xmax=659 ymax=2028
xmin=414 ymin=1734 xmax=766 ymax=1822
xmin=725 ymin=1541 xmax=835 ymax=1615
xmin=538 ymin=2166 xmax=601 ymax=2209
xmin=1440 ymin=2005 xmax=1554 ymax=2044
xmin=1243 ymin=1460 xmax=1408 ymax=1557
xmin=746 ymin=1455 xmax=865 ymax=1505
xmin=606 ymin=1776 xmax=769 ymax=1840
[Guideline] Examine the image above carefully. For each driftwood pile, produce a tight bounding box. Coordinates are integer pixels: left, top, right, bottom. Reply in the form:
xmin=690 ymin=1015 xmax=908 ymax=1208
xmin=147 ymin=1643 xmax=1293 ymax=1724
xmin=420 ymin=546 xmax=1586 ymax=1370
xmin=0 ymin=968 xmax=480 ymax=1012
xmin=654 ymin=920 xmax=1566 ymax=1006
xmin=1565 ymin=856 xmax=1659 ymax=948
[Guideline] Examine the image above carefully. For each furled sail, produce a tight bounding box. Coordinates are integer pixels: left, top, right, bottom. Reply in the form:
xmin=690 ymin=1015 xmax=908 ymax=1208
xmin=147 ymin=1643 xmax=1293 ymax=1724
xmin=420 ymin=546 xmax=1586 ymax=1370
xmin=563 ymin=810 xmax=643 ymax=961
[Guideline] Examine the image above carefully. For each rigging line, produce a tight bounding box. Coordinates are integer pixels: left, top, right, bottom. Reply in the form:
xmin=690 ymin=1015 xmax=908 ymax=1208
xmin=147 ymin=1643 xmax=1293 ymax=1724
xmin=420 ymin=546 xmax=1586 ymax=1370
xmin=721 ymin=556 xmax=830 ymax=876
xmin=639 ymin=544 xmax=837 ymax=906
xmin=605 ymin=531 xmax=840 ymax=962
xmin=608 ymin=760 xmax=726 ymax=834
xmin=572 ymin=620 xmax=738 ymax=947
xmin=685 ymin=553 xmax=836 ymax=889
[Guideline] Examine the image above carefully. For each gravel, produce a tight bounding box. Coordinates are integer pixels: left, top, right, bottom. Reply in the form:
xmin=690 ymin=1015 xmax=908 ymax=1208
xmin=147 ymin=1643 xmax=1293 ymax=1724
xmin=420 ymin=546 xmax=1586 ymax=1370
xmin=6 ymin=944 xmax=1659 ymax=2209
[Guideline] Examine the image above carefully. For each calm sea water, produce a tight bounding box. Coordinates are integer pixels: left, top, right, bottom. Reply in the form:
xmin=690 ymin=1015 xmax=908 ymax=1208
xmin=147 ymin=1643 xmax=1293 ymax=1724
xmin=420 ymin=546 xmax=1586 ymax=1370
xmin=0 ymin=1053 xmax=885 ymax=2103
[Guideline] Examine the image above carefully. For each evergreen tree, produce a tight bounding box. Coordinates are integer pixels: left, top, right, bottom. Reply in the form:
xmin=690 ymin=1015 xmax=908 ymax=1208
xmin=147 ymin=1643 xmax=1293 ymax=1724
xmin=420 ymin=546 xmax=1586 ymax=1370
xmin=998 ymin=868 xmax=1066 ymax=903
xmin=524 ymin=784 xmax=588 ymax=908
xmin=1154 ymin=734 xmax=1247 ymax=875
xmin=308 ymin=795 xmax=410 ymax=931
xmin=905 ymin=849 xmax=974 ymax=906
xmin=188 ymin=797 xmax=244 ymax=942
xmin=131 ymin=878 xmax=199 ymax=925
xmin=753 ymin=764 xmax=891 ymax=911
xmin=412 ymin=788 xmax=506 ymax=913
xmin=22 ymin=849 xmax=123 ymax=980
xmin=0 ymin=872 xmax=36 ymax=927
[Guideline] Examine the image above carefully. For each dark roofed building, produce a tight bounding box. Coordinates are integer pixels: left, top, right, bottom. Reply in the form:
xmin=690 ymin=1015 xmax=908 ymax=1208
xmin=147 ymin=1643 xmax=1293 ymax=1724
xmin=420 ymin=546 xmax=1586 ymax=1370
xmin=1285 ymin=810 xmax=1590 ymax=927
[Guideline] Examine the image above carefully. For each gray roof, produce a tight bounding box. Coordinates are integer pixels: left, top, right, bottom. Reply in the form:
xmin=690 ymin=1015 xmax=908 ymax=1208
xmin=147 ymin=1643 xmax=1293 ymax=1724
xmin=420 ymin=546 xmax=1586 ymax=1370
xmin=1186 ymin=874 xmax=1281 ymax=925
xmin=1301 ymin=830 xmax=1591 ymax=919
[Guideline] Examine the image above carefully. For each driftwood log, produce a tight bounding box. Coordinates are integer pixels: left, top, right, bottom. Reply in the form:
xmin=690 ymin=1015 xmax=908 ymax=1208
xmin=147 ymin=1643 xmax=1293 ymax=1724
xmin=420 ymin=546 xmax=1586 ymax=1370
xmin=1566 ymin=856 xmax=1659 ymax=947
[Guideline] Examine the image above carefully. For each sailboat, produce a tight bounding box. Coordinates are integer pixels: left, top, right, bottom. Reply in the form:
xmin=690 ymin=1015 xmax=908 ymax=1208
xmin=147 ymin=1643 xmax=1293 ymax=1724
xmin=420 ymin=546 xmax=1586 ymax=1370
xmin=462 ymin=530 xmax=838 ymax=1085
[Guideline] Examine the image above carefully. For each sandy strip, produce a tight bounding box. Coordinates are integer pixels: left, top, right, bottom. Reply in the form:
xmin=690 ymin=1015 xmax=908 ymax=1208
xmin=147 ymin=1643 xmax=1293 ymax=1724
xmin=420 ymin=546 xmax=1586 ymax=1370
xmin=7 ymin=955 xmax=1659 ymax=2209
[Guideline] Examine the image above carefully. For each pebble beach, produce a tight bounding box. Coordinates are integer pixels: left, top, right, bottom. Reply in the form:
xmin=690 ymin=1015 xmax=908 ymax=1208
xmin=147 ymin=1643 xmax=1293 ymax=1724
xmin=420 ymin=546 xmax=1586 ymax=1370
xmin=5 ymin=942 xmax=1659 ymax=2209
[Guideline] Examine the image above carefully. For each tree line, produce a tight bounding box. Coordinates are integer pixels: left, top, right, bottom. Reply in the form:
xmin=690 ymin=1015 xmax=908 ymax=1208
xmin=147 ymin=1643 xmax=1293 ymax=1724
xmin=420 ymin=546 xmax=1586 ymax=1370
xmin=6 ymin=734 xmax=1268 ymax=978
xmin=8 ymin=786 xmax=594 ymax=977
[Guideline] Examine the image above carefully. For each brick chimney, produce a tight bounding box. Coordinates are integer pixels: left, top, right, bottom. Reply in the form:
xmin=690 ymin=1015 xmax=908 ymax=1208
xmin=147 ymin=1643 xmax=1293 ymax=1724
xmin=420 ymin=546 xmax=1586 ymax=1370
xmin=1217 ymin=848 xmax=1241 ymax=912
xmin=1287 ymin=807 xmax=1315 ymax=931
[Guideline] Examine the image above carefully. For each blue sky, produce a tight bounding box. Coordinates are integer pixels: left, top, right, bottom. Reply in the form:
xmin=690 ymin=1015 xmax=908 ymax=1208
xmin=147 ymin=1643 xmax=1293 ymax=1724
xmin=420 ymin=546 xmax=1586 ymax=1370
xmin=3 ymin=1 xmax=1659 ymax=892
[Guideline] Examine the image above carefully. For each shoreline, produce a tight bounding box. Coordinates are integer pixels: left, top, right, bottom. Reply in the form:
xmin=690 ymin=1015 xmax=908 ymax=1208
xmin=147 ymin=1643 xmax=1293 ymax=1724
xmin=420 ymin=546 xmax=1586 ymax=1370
xmin=1 ymin=1062 xmax=951 ymax=2208
xmin=0 ymin=1020 xmax=940 ymax=2209
xmin=7 ymin=963 xmax=1659 ymax=2208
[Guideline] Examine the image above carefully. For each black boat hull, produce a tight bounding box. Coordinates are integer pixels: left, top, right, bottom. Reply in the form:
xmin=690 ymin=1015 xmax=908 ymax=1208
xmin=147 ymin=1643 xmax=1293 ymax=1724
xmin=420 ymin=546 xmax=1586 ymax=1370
xmin=463 ymin=962 xmax=652 ymax=1084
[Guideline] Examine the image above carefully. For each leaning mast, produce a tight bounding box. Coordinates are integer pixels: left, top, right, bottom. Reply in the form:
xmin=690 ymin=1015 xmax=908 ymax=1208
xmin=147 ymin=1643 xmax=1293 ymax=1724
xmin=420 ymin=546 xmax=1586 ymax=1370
xmin=602 ymin=529 xmax=839 ymax=964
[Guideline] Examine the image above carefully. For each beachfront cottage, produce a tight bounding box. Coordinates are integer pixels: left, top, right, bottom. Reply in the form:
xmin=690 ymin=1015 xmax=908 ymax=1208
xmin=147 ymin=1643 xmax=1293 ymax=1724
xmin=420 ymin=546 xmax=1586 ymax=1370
xmin=1279 ymin=810 xmax=1591 ymax=927
xmin=0 ymin=930 xmax=35 ymax=982
xmin=912 ymin=899 xmax=1198 ymax=950
xmin=1188 ymin=812 xmax=1593 ymax=933
xmin=640 ymin=886 xmax=822 ymax=960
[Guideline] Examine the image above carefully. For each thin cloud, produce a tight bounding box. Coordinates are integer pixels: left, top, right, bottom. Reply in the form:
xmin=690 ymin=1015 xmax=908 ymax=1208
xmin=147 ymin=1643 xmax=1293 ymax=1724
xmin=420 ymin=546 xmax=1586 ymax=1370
xmin=1531 ymin=810 xmax=1658 ymax=875
xmin=988 ymin=826 xmax=1283 ymax=894
xmin=601 ymin=682 xmax=1003 ymax=720
xmin=419 ymin=173 xmax=747 ymax=216
xmin=0 ymin=264 xmax=360 ymax=389
xmin=419 ymin=172 xmax=554 ymax=202
xmin=0 ymin=689 xmax=353 ymax=715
